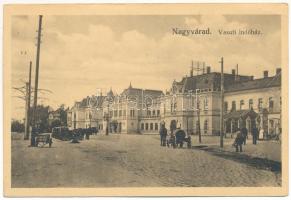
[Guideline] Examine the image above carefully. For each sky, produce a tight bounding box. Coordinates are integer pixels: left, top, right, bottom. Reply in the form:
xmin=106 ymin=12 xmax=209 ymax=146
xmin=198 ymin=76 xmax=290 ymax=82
xmin=11 ymin=15 xmax=281 ymax=120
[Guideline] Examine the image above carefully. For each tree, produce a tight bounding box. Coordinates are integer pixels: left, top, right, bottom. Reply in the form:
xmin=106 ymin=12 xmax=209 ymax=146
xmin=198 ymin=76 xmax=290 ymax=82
xmin=29 ymin=104 xmax=50 ymax=133
xmin=11 ymin=120 xmax=25 ymax=133
xmin=59 ymin=106 xmax=67 ymax=126
xmin=51 ymin=119 xmax=61 ymax=129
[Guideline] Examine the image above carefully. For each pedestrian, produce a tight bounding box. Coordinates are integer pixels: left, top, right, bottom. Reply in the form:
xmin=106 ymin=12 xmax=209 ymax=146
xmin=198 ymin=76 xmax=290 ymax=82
xmin=159 ymin=124 xmax=167 ymax=146
xmin=241 ymin=127 xmax=248 ymax=145
xmin=162 ymin=127 xmax=168 ymax=146
xmin=252 ymin=126 xmax=259 ymax=145
xmin=233 ymin=131 xmax=244 ymax=152
xmin=159 ymin=125 xmax=164 ymax=146
xmin=259 ymin=128 xmax=264 ymax=140
xmin=86 ymin=130 xmax=90 ymax=140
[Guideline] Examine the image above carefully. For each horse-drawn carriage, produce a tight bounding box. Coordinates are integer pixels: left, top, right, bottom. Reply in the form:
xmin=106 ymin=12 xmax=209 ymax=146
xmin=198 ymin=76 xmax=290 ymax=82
xmin=166 ymin=128 xmax=192 ymax=149
xmin=35 ymin=133 xmax=53 ymax=147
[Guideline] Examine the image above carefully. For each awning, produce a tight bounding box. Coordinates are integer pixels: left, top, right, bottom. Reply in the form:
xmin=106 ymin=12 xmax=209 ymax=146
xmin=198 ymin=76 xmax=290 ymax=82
xmin=224 ymin=109 xmax=258 ymax=120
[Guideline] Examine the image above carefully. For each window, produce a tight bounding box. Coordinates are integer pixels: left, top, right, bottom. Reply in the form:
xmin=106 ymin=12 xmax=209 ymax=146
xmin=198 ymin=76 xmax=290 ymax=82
xmin=249 ymin=99 xmax=253 ymax=109
xmin=174 ymin=103 xmax=177 ymax=111
xmin=240 ymin=100 xmax=244 ymax=110
xmin=224 ymin=102 xmax=228 ymax=112
xmin=269 ymin=97 xmax=274 ymax=112
xmin=204 ymin=97 xmax=208 ymax=110
xmin=147 ymin=110 xmax=151 ymax=116
xmin=141 ymin=123 xmax=144 ymax=130
xmin=204 ymin=120 xmax=208 ymax=134
xmin=150 ymin=123 xmax=153 ymax=130
xmin=258 ymin=98 xmax=263 ymax=111
xmin=152 ymin=110 xmax=156 ymax=116
xmin=114 ymin=110 xmax=118 ymax=117
xmin=145 ymin=123 xmax=149 ymax=130
xmin=157 ymin=110 xmax=160 ymax=116
xmin=130 ymin=109 xmax=135 ymax=117
xmin=231 ymin=101 xmax=236 ymax=111
xmin=155 ymin=123 xmax=158 ymax=130
xmin=123 ymin=110 xmax=126 ymax=116
xmin=196 ymin=99 xmax=200 ymax=110
xmin=119 ymin=110 xmax=122 ymax=117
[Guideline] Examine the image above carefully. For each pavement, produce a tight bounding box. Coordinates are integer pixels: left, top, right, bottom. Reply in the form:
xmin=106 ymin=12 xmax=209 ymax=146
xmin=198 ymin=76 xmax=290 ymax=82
xmin=11 ymin=133 xmax=281 ymax=187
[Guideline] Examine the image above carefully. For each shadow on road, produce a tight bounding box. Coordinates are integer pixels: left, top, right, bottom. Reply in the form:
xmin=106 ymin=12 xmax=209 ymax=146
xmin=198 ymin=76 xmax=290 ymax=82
xmin=194 ymin=146 xmax=281 ymax=173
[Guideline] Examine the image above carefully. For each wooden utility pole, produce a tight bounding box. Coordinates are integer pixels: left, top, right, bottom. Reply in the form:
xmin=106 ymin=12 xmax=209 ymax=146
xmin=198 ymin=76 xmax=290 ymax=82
xmin=24 ymin=82 xmax=29 ymax=140
xmin=31 ymin=15 xmax=43 ymax=146
xmin=24 ymin=61 xmax=32 ymax=140
xmin=220 ymin=57 xmax=224 ymax=148
xmin=33 ymin=15 xmax=43 ymax=124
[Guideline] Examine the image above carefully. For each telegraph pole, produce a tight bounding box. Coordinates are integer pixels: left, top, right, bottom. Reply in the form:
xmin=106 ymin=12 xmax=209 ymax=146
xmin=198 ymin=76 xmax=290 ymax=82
xmin=219 ymin=57 xmax=224 ymax=148
xmin=24 ymin=82 xmax=29 ymax=139
xmin=31 ymin=15 xmax=43 ymax=146
xmin=24 ymin=61 xmax=32 ymax=140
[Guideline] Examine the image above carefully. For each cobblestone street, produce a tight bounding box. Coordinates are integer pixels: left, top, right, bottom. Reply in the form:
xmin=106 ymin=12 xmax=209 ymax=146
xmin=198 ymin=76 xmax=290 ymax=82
xmin=11 ymin=133 xmax=281 ymax=187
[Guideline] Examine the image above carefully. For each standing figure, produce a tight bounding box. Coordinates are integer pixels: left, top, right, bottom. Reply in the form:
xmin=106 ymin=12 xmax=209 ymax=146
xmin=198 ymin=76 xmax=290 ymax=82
xmin=241 ymin=127 xmax=248 ymax=145
xmin=233 ymin=131 xmax=244 ymax=152
xmin=252 ymin=126 xmax=259 ymax=145
xmin=259 ymin=128 xmax=264 ymax=140
xmin=159 ymin=124 xmax=167 ymax=146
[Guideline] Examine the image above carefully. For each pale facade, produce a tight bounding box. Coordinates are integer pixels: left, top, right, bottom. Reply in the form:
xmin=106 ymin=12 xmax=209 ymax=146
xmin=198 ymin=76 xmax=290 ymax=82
xmin=101 ymin=85 xmax=163 ymax=134
xmin=224 ymin=70 xmax=281 ymax=135
xmin=67 ymin=67 xmax=281 ymax=136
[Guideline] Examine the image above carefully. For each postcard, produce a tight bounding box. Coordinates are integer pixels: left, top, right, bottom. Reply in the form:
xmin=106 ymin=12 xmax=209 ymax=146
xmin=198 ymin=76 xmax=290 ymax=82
xmin=3 ymin=3 xmax=288 ymax=196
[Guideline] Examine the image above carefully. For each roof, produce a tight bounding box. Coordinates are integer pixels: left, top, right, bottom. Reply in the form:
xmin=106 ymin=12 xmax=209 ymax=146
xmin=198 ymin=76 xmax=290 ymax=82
xmin=174 ymin=72 xmax=253 ymax=93
xmin=121 ymin=87 xmax=163 ymax=98
xmin=224 ymin=109 xmax=258 ymax=120
xmin=75 ymin=95 xmax=106 ymax=109
xmin=225 ymin=74 xmax=281 ymax=93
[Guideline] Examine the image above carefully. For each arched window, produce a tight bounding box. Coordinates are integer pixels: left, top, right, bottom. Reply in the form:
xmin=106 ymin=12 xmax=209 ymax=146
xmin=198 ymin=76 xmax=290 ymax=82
xmin=155 ymin=123 xmax=158 ymax=130
xmin=204 ymin=120 xmax=208 ymax=134
xmin=231 ymin=101 xmax=236 ymax=111
xmin=258 ymin=98 xmax=263 ymax=111
xmin=249 ymin=99 xmax=253 ymax=109
xmin=145 ymin=123 xmax=149 ymax=130
xmin=240 ymin=100 xmax=244 ymax=110
xmin=224 ymin=102 xmax=228 ymax=112
xmin=157 ymin=110 xmax=160 ymax=116
xmin=204 ymin=97 xmax=208 ymax=110
xmin=269 ymin=97 xmax=274 ymax=112
xmin=141 ymin=123 xmax=144 ymax=130
xmin=150 ymin=123 xmax=153 ymax=130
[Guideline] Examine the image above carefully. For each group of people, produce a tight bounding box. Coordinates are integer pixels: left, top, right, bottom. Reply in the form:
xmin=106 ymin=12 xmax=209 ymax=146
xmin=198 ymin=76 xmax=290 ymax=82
xmin=159 ymin=123 xmax=191 ymax=148
xmin=233 ymin=126 xmax=260 ymax=152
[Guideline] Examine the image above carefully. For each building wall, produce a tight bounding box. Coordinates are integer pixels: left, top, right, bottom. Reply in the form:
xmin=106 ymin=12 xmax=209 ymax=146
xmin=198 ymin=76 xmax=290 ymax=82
xmin=68 ymin=77 xmax=281 ymax=136
xmin=224 ymin=87 xmax=281 ymax=114
xmin=224 ymin=86 xmax=281 ymax=134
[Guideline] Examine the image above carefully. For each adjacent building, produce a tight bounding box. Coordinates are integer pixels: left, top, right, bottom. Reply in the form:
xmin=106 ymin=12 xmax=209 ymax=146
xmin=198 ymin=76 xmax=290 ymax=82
xmin=67 ymin=65 xmax=281 ymax=137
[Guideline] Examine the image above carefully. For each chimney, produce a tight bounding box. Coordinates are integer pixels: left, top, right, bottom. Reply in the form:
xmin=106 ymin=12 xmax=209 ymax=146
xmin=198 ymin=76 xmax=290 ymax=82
xmin=263 ymin=70 xmax=268 ymax=78
xmin=232 ymin=69 xmax=236 ymax=75
xmin=276 ymin=68 xmax=281 ymax=75
xmin=206 ymin=66 xmax=211 ymax=74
